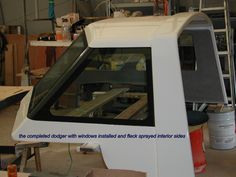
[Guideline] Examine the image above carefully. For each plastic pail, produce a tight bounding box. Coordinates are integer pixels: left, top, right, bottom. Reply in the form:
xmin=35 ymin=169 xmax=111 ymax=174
xmin=190 ymin=127 xmax=207 ymax=174
xmin=207 ymin=108 xmax=235 ymax=149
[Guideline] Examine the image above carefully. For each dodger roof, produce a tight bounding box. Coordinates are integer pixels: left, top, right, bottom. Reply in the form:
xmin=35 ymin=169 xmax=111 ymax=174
xmin=85 ymin=12 xmax=212 ymax=47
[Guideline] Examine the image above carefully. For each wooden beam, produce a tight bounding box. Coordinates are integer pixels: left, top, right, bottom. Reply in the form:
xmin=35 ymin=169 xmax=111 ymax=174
xmin=115 ymin=95 xmax=147 ymax=120
xmin=65 ymin=88 xmax=129 ymax=117
xmin=119 ymin=92 xmax=147 ymax=99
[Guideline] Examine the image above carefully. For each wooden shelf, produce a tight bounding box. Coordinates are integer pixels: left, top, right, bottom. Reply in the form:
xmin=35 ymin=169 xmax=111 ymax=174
xmin=30 ymin=40 xmax=72 ymax=47
xmin=113 ymin=2 xmax=153 ymax=8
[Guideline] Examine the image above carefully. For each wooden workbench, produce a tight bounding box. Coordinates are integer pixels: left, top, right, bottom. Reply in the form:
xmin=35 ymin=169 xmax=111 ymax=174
xmin=0 ymin=86 xmax=32 ymax=110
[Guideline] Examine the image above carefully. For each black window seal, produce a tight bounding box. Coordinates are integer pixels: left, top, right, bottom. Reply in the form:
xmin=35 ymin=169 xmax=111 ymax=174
xmin=28 ymin=47 xmax=91 ymax=118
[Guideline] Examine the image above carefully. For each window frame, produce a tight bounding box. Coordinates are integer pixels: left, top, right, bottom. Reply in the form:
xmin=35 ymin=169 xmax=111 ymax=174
xmin=28 ymin=47 xmax=155 ymax=127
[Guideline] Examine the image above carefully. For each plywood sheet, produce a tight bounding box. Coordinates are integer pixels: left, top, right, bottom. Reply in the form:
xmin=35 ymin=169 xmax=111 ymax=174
xmin=4 ymin=44 xmax=14 ymax=85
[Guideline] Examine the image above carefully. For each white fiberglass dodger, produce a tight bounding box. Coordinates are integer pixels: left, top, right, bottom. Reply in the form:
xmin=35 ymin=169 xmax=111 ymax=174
xmin=12 ymin=12 xmax=226 ymax=177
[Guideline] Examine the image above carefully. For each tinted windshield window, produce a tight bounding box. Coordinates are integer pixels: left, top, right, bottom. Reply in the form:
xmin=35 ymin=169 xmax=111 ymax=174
xmin=29 ymin=32 xmax=87 ymax=112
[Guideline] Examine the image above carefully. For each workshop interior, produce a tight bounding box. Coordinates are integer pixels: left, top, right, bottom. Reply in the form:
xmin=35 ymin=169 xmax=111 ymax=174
xmin=1 ymin=0 xmax=236 ymax=177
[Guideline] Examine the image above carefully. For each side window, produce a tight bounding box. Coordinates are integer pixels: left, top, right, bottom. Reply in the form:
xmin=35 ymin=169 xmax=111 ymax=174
xmin=49 ymin=48 xmax=154 ymax=125
xmin=179 ymin=29 xmax=226 ymax=103
xmin=178 ymin=33 xmax=197 ymax=71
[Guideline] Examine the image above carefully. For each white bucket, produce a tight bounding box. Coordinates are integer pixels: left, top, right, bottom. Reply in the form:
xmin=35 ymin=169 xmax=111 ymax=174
xmin=207 ymin=108 xmax=235 ymax=150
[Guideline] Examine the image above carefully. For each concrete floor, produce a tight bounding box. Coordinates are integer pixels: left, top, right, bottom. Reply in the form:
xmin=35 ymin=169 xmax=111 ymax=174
xmin=1 ymin=105 xmax=236 ymax=177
